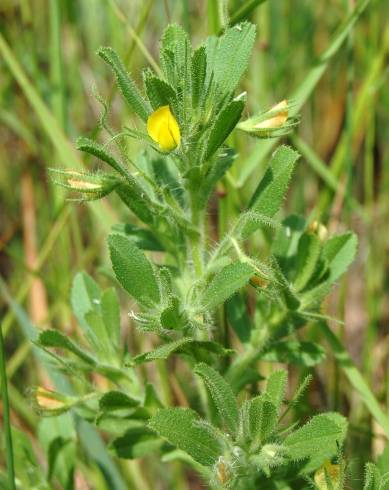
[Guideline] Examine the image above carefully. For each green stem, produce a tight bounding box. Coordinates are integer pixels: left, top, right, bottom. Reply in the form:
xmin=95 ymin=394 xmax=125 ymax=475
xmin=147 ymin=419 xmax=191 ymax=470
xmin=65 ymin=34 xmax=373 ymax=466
xmin=0 ymin=323 xmax=16 ymax=490
xmin=189 ymin=191 xmax=204 ymax=278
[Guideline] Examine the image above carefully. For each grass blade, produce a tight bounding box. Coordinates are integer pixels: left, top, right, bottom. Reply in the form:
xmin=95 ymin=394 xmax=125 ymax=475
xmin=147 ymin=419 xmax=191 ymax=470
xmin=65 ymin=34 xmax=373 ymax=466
xmin=319 ymin=322 xmax=389 ymax=438
xmin=0 ymin=324 xmax=16 ymax=490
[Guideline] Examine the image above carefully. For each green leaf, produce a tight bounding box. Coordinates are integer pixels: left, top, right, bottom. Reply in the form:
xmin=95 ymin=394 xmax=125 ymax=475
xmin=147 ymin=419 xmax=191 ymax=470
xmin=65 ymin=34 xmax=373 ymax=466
xmin=199 ymin=147 xmax=237 ymax=208
xmin=262 ymin=341 xmax=326 ymax=367
xmin=241 ymin=145 xmax=299 ymax=239
xmin=301 ymin=232 xmax=358 ymax=308
xmin=226 ymin=293 xmax=252 ymax=343
xmin=47 ymin=437 xmax=72 ymax=483
xmin=160 ymin=24 xmax=191 ymax=82
xmin=115 ymin=182 xmax=156 ymax=226
xmin=200 ymin=261 xmax=255 ymax=310
xmin=97 ymin=47 xmax=150 ymax=121
xmin=149 ymin=408 xmax=222 ymax=466
xmin=203 ymin=99 xmax=244 ymax=161
xmin=132 ymin=337 xmax=231 ymax=365
xmin=265 ymin=370 xmax=287 ymax=409
xmin=84 ymin=311 xmax=115 ymax=362
xmin=101 ymin=287 xmax=120 ymax=349
xmin=99 ymin=391 xmax=140 ymax=412
xmin=194 ymin=363 xmax=239 ymax=434
xmin=284 ymin=412 xmax=347 ymax=472
xmin=322 ymin=232 xmax=358 ymax=283
xmin=293 ymin=232 xmax=322 ymax=292
xmin=76 ymin=136 xmax=128 ymax=178
xmin=70 ymin=272 xmax=115 ymax=359
xmin=191 ymin=46 xmax=207 ymax=108
xmin=111 ymin=427 xmax=163 ymax=459
xmin=143 ymin=70 xmax=176 ymax=111
xmin=108 ymin=233 xmax=160 ymax=307
xmin=247 ymin=394 xmax=278 ymax=445
xmin=364 ymin=462 xmax=389 ymax=490
xmin=111 ymin=223 xmax=164 ymax=251
xmin=38 ymin=329 xmax=96 ymax=365
xmin=213 ymin=22 xmax=256 ymax=96
xmin=160 ymin=296 xmax=187 ymax=330
xmin=12 ymin=427 xmax=51 ymax=489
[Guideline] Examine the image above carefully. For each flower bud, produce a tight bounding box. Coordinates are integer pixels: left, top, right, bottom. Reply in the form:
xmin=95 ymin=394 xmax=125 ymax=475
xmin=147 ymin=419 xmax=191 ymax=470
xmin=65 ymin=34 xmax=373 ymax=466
xmin=250 ymin=275 xmax=269 ymax=289
xmin=237 ymin=99 xmax=299 ymax=138
xmin=314 ymin=461 xmax=341 ymax=489
xmin=32 ymin=387 xmax=76 ymax=416
xmin=308 ymin=220 xmax=328 ymax=242
xmin=147 ymin=105 xmax=181 ymax=151
xmin=215 ymin=456 xmax=229 ymax=485
xmin=49 ymin=169 xmax=120 ymax=201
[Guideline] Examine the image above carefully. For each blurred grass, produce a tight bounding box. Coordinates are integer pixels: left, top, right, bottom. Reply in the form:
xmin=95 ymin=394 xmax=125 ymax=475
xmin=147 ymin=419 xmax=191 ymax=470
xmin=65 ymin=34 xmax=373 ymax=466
xmin=0 ymin=0 xmax=388 ymax=488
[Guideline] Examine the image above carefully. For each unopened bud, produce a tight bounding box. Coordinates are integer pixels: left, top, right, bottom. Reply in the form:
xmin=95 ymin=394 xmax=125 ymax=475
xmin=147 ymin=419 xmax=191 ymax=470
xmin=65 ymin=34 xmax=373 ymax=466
xmin=250 ymin=275 xmax=269 ymax=289
xmin=215 ymin=457 xmax=229 ymax=485
xmin=50 ymin=169 xmax=120 ymax=201
xmin=32 ymin=387 xmax=76 ymax=416
xmin=237 ymin=99 xmax=299 ymax=138
xmin=308 ymin=220 xmax=328 ymax=242
xmin=314 ymin=461 xmax=341 ymax=489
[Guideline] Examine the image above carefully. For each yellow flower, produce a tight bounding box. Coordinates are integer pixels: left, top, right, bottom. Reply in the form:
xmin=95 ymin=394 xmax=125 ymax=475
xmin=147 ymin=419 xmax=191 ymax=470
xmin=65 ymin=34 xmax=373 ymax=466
xmin=314 ymin=461 xmax=341 ymax=489
xmin=147 ymin=105 xmax=181 ymax=152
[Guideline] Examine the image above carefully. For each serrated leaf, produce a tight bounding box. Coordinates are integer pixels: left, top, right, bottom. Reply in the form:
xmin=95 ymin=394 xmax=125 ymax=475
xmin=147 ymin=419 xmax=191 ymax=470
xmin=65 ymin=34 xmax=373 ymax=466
xmin=213 ymin=22 xmax=256 ymax=96
xmin=99 ymin=391 xmax=140 ymax=412
xmin=203 ymin=99 xmax=244 ymax=161
xmin=98 ymin=47 xmax=150 ymax=121
xmin=200 ymin=261 xmax=255 ymax=310
xmin=262 ymin=341 xmax=326 ymax=367
xmin=241 ymin=145 xmax=300 ymax=239
xmin=108 ymin=233 xmax=160 ymax=307
xmin=284 ymin=413 xmax=347 ymax=472
xmin=111 ymin=427 xmax=162 ymax=459
xmin=38 ymin=329 xmax=96 ymax=365
xmin=149 ymin=408 xmax=222 ymax=466
xmin=194 ymin=363 xmax=239 ymax=434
